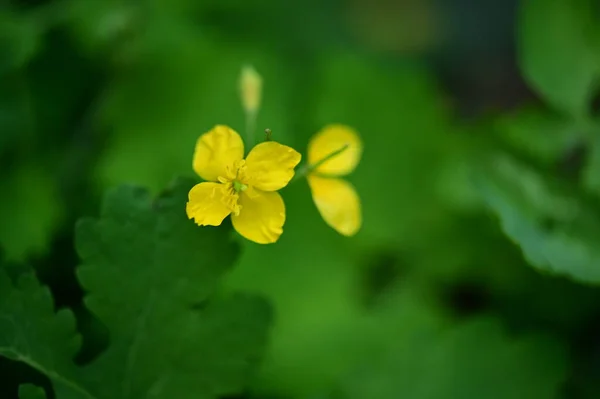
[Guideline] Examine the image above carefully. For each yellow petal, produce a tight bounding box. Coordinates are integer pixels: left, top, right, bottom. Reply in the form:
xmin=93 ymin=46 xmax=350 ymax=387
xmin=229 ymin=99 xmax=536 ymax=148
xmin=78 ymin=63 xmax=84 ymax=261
xmin=231 ymin=188 xmax=285 ymax=244
xmin=193 ymin=125 xmax=244 ymax=182
xmin=308 ymin=175 xmax=361 ymax=236
xmin=308 ymin=124 xmax=362 ymax=176
xmin=186 ymin=182 xmax=234 ymax=226
xmin=244 ymin=141 xmax=302 ymax=191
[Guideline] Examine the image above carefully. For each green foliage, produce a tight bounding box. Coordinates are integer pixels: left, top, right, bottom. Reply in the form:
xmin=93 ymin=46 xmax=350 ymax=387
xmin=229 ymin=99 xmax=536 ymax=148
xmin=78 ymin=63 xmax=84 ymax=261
xmin=337 ymin=318 xmax=568 ymax=399
xmin=0 ymin=159 xmax=65 ymax=261
xmin=0 ymin=260 xmax=83 ymax=397
xmin=3 ymin=0 xmax=600 ymax=398
xmin=518 ymin=0 xmax=600 ymax=119
xmin=478 ymin=0 xmax=600 ymax=286
xmin=473 ymin=152 xmax=600 ymax=283
xmin=496 ymin=107 xmax=585 ymax=166
xmin=0 ymin=179 xmax=272 ymax=399
xmin=582 ymin=126 xmax=600 ymax=194
xmin=18 ymin=385 xmax=47 ymax=399
xmin=0 ymin=9 xmax=41 ymax=72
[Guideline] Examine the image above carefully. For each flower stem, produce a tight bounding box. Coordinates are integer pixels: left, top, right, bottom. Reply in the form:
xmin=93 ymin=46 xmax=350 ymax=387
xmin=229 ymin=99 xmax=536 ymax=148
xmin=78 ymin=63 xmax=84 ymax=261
xmin=245 ymin=112 xmax=257 ymax=147
xmin=292 ymin=144 xmax=349 ymax=183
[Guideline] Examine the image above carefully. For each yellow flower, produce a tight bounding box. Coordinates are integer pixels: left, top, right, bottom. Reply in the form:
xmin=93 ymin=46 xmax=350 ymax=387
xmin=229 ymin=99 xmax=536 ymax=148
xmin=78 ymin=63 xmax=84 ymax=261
xmin=186 ymin=125 xmax=301 ymax=244
xmin=307 ymin=124 xmax=362 ymax=236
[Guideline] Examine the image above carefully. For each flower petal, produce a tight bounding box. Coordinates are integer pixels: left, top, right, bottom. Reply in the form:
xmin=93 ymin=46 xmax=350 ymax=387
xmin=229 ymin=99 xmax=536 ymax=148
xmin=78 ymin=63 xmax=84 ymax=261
xmin=308 ymin=124 xmax=362 ymax=176
xmin=186 ymin=182 xmax=234 ymax=226
xmin=193 ymin=125 xmax=244 ymax=182
xmin=308 ymin=175 xmax=361 ymax=236
xmin=231 ymin=188 xmax=285 ymax=244
xmin=244 ymin=141 xmax=302 ymax=191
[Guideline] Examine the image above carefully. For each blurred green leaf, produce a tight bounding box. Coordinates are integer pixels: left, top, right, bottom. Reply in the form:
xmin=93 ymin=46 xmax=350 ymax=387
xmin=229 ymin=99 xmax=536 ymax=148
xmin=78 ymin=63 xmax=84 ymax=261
xmin=582 ymin=124 xmax=600 ymax=194
xmin=227 ymin=222 xmax=448 ymax=398
xmin=474 ymin=153 xmax=600 ymax=283
xmin=518 ymin=0 xmax=600 ymax=119
xmin=65 ymin=0 xmax=136 ymax=54
xmin=1 ymin=178 xmax=272 ymax=398
xmin=0 ymin=76 xmax=32 ymax=150
xmin=19 ymin=384 xmax=48 ymax=399
xmin=0 ymin=163 xmax=63 ymax=261
xmin=496 ymin=107 xmax=585 ymax=165
xmin=337 ymin=317 xmax=567 ymax=399
xmin=0 ymin=10 xmax=41 ymax=72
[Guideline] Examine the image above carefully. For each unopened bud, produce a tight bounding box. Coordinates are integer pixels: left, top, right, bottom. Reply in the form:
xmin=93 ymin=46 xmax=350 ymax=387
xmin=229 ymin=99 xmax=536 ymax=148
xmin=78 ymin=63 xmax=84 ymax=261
xmin=264 ymin=128 xmax=272 ymax=141
xmin=239 ymin=65 xmax=262 ymax=116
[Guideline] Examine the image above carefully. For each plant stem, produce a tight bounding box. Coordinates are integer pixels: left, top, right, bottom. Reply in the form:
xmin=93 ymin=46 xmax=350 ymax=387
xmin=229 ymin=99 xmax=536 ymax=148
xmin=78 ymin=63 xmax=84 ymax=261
xmin=292 ymin=144 xmax=349 ymax=183
xmin=245 ymin=112 xmax=257 ymax=147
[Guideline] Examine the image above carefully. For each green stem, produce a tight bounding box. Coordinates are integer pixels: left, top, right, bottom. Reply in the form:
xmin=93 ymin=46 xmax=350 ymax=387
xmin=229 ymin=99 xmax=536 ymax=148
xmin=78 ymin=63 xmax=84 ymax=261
xmin=292 ymin=144 xmax=349 ymax=183
xmin=245 ymin=111 xmax=257 ymax=147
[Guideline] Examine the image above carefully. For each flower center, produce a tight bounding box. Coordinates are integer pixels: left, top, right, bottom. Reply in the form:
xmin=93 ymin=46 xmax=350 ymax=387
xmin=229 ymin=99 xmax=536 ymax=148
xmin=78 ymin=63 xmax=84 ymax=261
xmin=232 ymin=180 xmax=248 ymax=193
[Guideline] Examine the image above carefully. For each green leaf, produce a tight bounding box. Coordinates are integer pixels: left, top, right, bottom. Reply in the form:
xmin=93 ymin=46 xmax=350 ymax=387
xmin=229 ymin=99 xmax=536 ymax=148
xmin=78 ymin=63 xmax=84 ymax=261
xmin=0 ymin=262 xmax=85 ymax=397
xmin=228 ymin=236 xmax=448 ymax=399
xmin=473 ymin=153 xmax=600 ymax=283
xmin=75 ymin=178 xmax=272 ymax=398
xmin=582 ymin=123 xmax=600 ymax=194
xmin=0 ymin=163 xmax=64 ymax=261
xmin=0 ymin=10 xmax=41 ymax=72
xmin=65 ymin=0 xmax=136 ymax=53
xmin=337 ymin=317 xmax=568 ymax=399
xmin=496 ymin=107 xmax=585 ymax=165
xmin=19 ymin=384 xmax=48 ymax=399
xmin=1 ymin=177 xmax=272 ymax=399
xmin=518 ymin=0 xmax=600 ymax=119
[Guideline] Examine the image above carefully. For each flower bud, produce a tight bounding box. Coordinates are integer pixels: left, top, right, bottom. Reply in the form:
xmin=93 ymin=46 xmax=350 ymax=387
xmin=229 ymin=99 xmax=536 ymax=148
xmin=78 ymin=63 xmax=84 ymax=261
xmin=239 ymin=65 xmax=262 ymax=116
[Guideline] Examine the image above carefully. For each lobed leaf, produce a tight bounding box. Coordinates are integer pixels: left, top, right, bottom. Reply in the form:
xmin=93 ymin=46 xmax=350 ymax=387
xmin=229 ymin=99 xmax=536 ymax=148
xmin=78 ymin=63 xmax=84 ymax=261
xmin=1 ymin=177 xmax=272 ymax=399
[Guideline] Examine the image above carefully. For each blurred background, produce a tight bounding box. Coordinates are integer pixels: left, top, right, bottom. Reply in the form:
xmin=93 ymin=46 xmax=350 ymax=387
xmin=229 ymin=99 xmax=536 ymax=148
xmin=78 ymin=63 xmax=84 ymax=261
xmin=2 ymin=0 xmax=600 ymax=397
